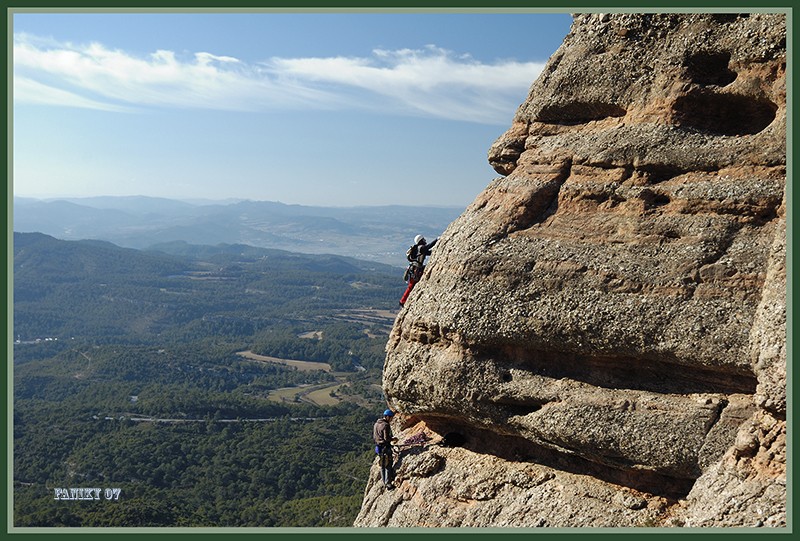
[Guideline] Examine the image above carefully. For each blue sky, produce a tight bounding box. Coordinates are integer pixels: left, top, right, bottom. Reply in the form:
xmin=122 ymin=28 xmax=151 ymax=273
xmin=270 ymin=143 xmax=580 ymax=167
xmin=12 ymin=10 xmax=573 ymax=207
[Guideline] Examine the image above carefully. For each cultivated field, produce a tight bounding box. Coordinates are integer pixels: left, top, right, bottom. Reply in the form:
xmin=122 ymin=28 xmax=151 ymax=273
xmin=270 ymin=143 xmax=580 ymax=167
xmin=236 ymin=350 xmax=332 ymax=372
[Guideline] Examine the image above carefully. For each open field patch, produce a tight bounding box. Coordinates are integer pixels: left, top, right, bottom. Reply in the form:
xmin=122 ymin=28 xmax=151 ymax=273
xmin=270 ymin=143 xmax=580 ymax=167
xmin=305 ymin=384 xmax=345 ymax=406
xmin=267 ymin=385 xmax=313 ymax=403
xmin=332 ymin=308 xmax=397 ymax=333
xmin=267 ymin=382 xmax=344 ymax=406
xmin=236 ymin=350 xmax=332 ymax=372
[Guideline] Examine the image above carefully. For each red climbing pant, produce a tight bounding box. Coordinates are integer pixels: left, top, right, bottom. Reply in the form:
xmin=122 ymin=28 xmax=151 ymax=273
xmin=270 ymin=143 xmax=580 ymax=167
xmin=399 ymin=277 xmax=418 ymax=305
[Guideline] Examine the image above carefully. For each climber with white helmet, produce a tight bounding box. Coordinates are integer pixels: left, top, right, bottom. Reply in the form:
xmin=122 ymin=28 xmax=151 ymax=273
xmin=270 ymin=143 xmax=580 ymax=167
xmin=400 ymin=234 xmax=438 ymax=307
xmin=373 ymin=409 xmax=398 ymax=489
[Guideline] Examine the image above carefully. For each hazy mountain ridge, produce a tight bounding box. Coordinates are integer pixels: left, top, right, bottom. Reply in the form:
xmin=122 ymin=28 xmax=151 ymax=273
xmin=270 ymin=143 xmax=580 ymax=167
xmin=14 ymin=196 xmax=462 ymax=267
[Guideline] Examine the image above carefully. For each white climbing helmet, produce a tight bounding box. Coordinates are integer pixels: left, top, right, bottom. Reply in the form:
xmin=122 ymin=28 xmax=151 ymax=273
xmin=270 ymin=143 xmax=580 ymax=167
xmin=414 ymin=234 xmax=425 ymax=245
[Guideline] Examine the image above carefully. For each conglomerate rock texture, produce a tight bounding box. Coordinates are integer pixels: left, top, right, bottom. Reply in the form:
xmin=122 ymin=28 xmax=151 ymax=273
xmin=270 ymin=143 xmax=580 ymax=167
xmin=355 ymin=13 xmax=786 ymax=529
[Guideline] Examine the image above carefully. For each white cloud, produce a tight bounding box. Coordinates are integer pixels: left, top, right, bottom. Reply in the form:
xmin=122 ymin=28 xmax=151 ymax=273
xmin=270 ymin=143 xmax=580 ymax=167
xmin=13 ymin=34 xmax=545 ymax=124
xmin=195 ymin=52 xmax=241 ymax=65
xmin=14 ymin=76 xmax=134 ymax=112
xmin=267 ymin=45 xmax=544 ymax=123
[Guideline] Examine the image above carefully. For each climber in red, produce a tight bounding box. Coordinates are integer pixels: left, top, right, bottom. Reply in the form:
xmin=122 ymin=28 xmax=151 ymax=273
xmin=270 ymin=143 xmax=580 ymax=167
xmin=399 ymin=234 xmax=438 ymax=307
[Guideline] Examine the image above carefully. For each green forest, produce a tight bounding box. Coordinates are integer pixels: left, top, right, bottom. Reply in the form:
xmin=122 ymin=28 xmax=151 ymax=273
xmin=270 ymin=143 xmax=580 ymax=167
xmin=12 ymin=232 xmax=402 ymax=527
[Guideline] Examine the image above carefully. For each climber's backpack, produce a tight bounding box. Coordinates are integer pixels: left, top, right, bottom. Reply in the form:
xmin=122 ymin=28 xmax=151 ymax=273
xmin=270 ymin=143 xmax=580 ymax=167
xmin=403 ymin=244 xmax=421 ymax=282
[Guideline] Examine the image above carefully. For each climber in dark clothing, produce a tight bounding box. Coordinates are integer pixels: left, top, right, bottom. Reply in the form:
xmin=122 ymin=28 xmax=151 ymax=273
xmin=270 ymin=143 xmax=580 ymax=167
xmin=373 ymin=409 xmax=397 ymax=489
xmin=400 ymin=235 xmax=438 ymax=306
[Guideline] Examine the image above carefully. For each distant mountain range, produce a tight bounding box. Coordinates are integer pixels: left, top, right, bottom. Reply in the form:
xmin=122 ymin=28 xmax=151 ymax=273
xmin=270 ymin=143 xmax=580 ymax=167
xmin=13 ymin=196 xmax=463 ymax=267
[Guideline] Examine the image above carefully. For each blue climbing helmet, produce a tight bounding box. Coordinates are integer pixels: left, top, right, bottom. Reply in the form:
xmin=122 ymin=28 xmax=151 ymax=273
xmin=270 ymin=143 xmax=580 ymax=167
xmin=383 ymin=409 xmax=395 ymax=417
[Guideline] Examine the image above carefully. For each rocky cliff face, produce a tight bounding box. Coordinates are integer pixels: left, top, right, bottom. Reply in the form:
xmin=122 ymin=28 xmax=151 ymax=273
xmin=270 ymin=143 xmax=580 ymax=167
xmin=355 ymin=13 xmax=786 ymax=528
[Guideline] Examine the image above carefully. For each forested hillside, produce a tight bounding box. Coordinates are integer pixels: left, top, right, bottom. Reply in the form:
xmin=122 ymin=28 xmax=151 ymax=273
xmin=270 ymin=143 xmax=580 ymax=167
xmin=13 ymin=232 xmax=400 ymax=527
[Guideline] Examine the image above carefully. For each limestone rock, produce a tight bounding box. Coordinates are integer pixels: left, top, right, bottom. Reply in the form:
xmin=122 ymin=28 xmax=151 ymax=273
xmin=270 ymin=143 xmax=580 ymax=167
xmin=355 ymin=12 xmax=785 ymax=529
